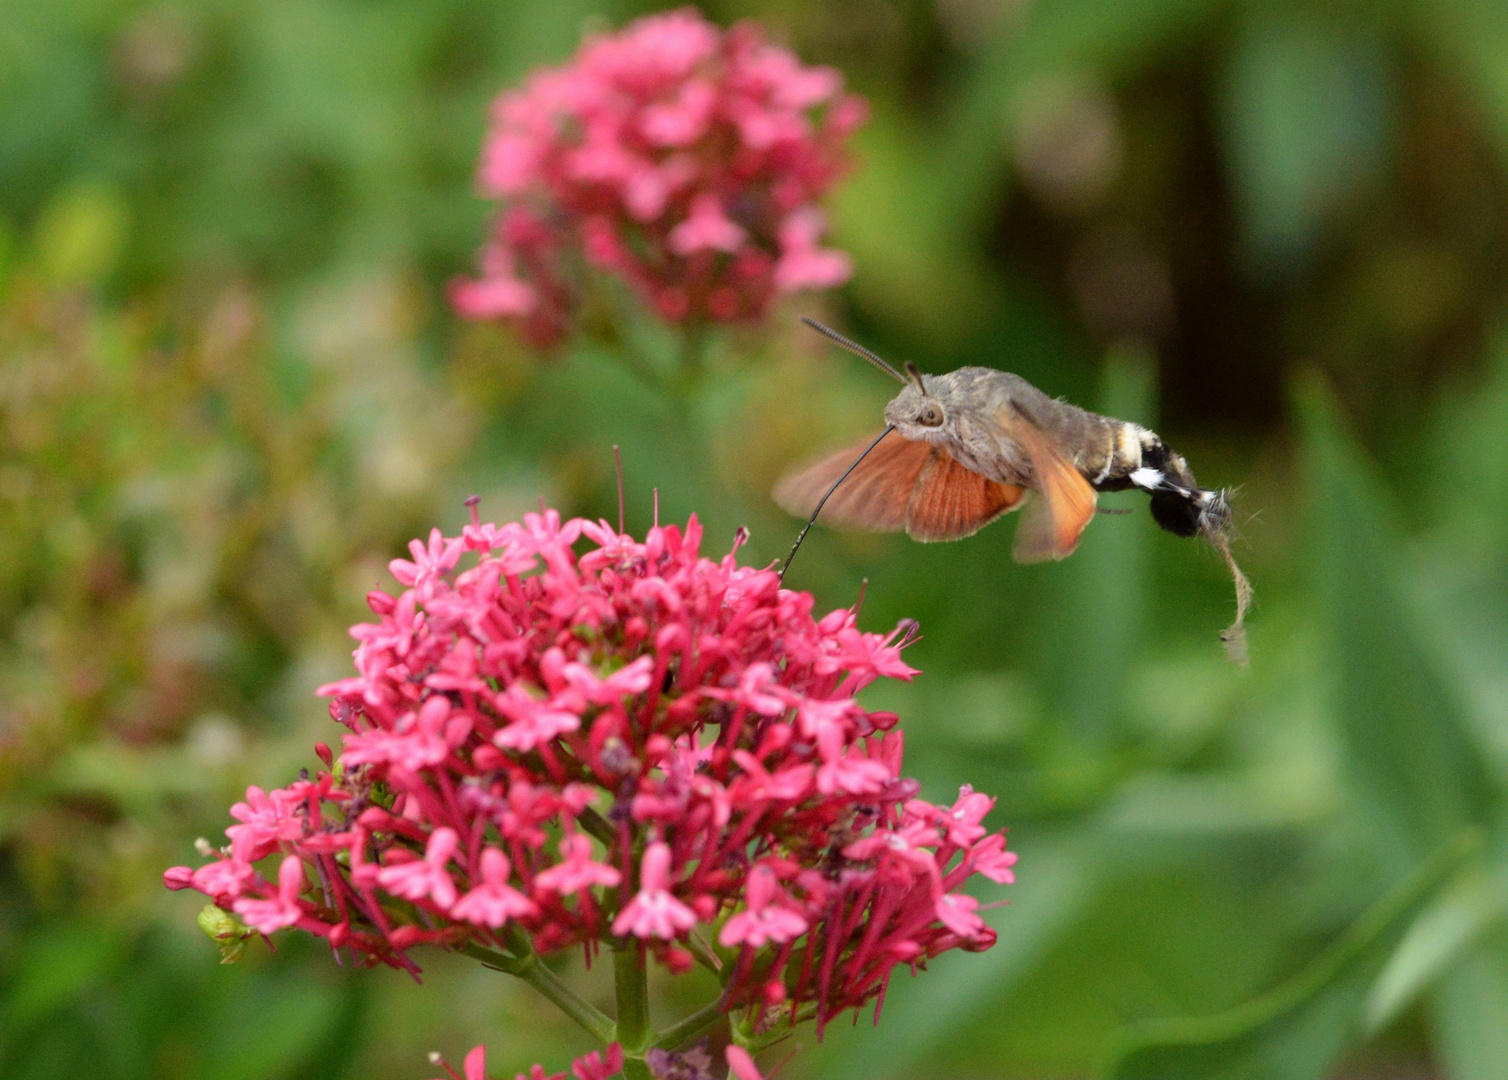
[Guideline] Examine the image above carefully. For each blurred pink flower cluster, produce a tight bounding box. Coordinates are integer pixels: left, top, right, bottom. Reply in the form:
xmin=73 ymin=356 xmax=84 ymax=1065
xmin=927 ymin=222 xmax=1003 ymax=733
xmin=427 ymin=1042 xmax=774 ymax=1080
xmin=166 ymin=506 xmax=1014 ymax=1030
xmin=430 ymin=1042 xmax=623 ymax=1080
xmin=451 ymin=8 xmax=865 ymax=347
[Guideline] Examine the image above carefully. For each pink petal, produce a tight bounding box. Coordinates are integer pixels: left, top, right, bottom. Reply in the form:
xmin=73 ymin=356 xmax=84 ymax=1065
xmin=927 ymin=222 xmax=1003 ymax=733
xmin=725 ymin=1046 xmax=763 ymax=1080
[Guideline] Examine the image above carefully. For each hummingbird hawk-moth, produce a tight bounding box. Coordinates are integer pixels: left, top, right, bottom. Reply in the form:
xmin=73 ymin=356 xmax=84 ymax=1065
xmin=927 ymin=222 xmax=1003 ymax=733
xmin=775 ymin=318 xmax=1252 ymax=662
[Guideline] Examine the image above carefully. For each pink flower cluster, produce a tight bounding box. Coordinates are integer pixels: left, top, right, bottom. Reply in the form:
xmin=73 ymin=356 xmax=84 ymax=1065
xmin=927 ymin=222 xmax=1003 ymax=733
xmin=166 ymin=507 xmax=1014 ymax=1031
xmin=428 ymin=1041 xmax=764 ymax=1080
xmin=451 ymin=8 xmax=865 ymax=346
xmin=430 ymin=1042 xmax=623 ymax=1080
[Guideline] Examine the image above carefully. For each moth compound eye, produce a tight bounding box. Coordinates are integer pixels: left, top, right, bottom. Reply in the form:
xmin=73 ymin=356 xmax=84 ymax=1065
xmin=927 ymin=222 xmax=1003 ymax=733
xmin=917 ymin=403 xmax=944 ymax=427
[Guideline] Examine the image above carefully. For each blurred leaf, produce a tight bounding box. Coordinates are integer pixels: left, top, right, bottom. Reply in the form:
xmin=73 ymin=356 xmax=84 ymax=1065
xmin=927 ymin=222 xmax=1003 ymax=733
xmin=54 ymin=740 xmax=220 ymax=815
xmin=1053 ymin=344 xmax=1156 ymax=737
xmin=831 ymin=103 xmax=996 ymax=343
xmin=1405 ymin=560 xmax=1508 ymax=780
xmin=943 ymin=0 xmax=1223 ymax=208
xmin=1217 ymin=13 xmax=1392 ymax=276
xmin=1105 ymin=829 xmax=1481 ymax=1080
xmin=1407 ymin=343 xmax=1508 ymax=773
xmin=1420 ymin=0 xmax=1508 ymax=171
xmin=1365 ymin=864 xmax=1508 ymax=1034
xmin=4 ymin=922 xmax=127 ymax=1032
xmin=197 ymin=968 xmax=348 ymax=1080
xmin=1297 ymin=376 xmax=1495 ymax=854
xmin=33 ymin=178 xmax=129 ymax=285
xmin=1429 ymin=936 xmax=1508 ymax=1080
xmin=1102 ymin=772 xmax=1315 ymax=837
xmin=997 ymin=0 xmax=1223 ymax=77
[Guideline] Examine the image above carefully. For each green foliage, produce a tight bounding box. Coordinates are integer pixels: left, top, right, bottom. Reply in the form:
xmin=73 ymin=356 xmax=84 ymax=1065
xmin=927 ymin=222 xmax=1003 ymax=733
xmin=1107 ymin=830 xmax=1481 ymax=1080
xmin=4 ymin=1 xmax=1508 ymax=1079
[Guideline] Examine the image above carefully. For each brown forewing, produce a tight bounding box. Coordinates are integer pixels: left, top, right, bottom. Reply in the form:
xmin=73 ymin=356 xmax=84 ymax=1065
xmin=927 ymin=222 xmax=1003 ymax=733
xmin=773 ymin=432 xmax=934 ymax=532
xmin=774 ymin=433 xmax=1025 ymax=541
xmin=906 ymin=448 xmax=1024 ymax=541
xmin=1006 ymin=411 xmax=1099 ymax=563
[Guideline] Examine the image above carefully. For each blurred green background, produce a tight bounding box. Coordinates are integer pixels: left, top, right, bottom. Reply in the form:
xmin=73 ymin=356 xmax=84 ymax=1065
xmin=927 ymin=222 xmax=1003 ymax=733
xmin=5 ymin=1 xmax=1508 ymax=1077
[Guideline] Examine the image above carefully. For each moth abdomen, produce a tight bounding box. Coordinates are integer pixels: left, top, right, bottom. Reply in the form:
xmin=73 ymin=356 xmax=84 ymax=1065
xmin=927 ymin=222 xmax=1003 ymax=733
xmin=1090 ymin=423 xmax=1232 ymax=541
xmin=1149 ymin=489 xmax=1203 ymax=537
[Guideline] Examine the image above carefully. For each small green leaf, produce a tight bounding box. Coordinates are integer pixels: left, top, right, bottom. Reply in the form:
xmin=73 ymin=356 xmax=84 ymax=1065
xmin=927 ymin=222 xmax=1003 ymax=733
xmin=198 ymin=904 xmax=256 ymax=965
xmin=1104 ymin=829 xmax=1481 ymax=1080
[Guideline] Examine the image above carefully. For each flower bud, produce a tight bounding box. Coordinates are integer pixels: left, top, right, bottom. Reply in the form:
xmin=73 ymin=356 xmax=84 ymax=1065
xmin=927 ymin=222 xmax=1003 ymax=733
xmin=163 ymin=866 xmax=194 ymax=890
xmin=197 ymin=904 xmax=251 ymax=964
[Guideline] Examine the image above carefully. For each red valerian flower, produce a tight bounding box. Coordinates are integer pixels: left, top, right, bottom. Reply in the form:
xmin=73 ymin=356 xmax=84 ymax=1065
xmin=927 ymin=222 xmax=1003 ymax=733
xmin=719 ymin=863 xmax=808 ymax=947
xmin=452 ymin=848 xmax=538 ymax=928
xmin=612 ymin=841 xmax=698 ymax=940
xmin=167 ymin=505 xmax=1013 ymax=1032
xmin=451 ymin=8 xmax=865 ymax=346
xmin=233 ymin=856 xmax=307 ymax=935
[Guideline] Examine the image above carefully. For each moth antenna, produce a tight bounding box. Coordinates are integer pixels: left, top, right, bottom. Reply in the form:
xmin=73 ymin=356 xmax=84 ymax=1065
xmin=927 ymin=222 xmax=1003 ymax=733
xmin=653 ymin=488 xmax=659 ymax=528
xmin=904 ymin=361 xmax=928 ymax=394
xmin=799 ymin=316 xmax=907 ymax=384
xmin=612 ymin=444 xmax=625 ymax=535
xmin=780 ymin=426 xmax=896 ymax=583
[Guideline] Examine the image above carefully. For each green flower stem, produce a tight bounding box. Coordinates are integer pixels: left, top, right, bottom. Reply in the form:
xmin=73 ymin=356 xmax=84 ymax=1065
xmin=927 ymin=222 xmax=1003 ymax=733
xmin=652 ymin=997 xmax=727 ymax=1050
xmin=674 ymin=322 xmax=708 ymax=394
xmin=578 ymin=806 xmax=617 ymax=847
xmin=612 ymin=339 xmax=676 ymax=400
xmin=748 ymin=1013 xmax=813 ymax=1053
xmin=682 ymin=930 xmax=723 ymax=977
xmin=461 ymin=939 xmax=617 ymax=1046
xmin=615 ymin=945 xmax=654 ymax=1078
xmin=459 ymin=942 xmax=524 ymax=974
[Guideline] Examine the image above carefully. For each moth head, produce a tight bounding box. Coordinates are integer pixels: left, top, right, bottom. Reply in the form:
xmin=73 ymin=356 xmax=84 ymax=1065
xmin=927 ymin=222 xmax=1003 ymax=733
xmin=884 ymin=364 xmax=948 ymax=437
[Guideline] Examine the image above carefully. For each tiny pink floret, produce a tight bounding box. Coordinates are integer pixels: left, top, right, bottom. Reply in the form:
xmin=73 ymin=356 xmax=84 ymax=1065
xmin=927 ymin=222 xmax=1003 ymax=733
xmin=612 ymin=842 xmax=697 ymax=940
xmin=377 ymin=827 xmax=460 ymax=911
xmin=233 ymin=855 xmax=307 ymax=935
xmin=452 ymin=848 xmax=538 ymax=928
xmin=725 ymin=1046 xmax=763 ymax=1080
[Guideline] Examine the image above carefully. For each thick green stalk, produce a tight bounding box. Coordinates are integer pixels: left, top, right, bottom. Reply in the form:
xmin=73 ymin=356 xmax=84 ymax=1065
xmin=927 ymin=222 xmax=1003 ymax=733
xmin=614 ymin=945 xmax=653 ymax=1079
xmin=461 ymin=940 xmax=617 ymax=1046
xmin=652 ymin=997 xmax=726 ymax=1050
